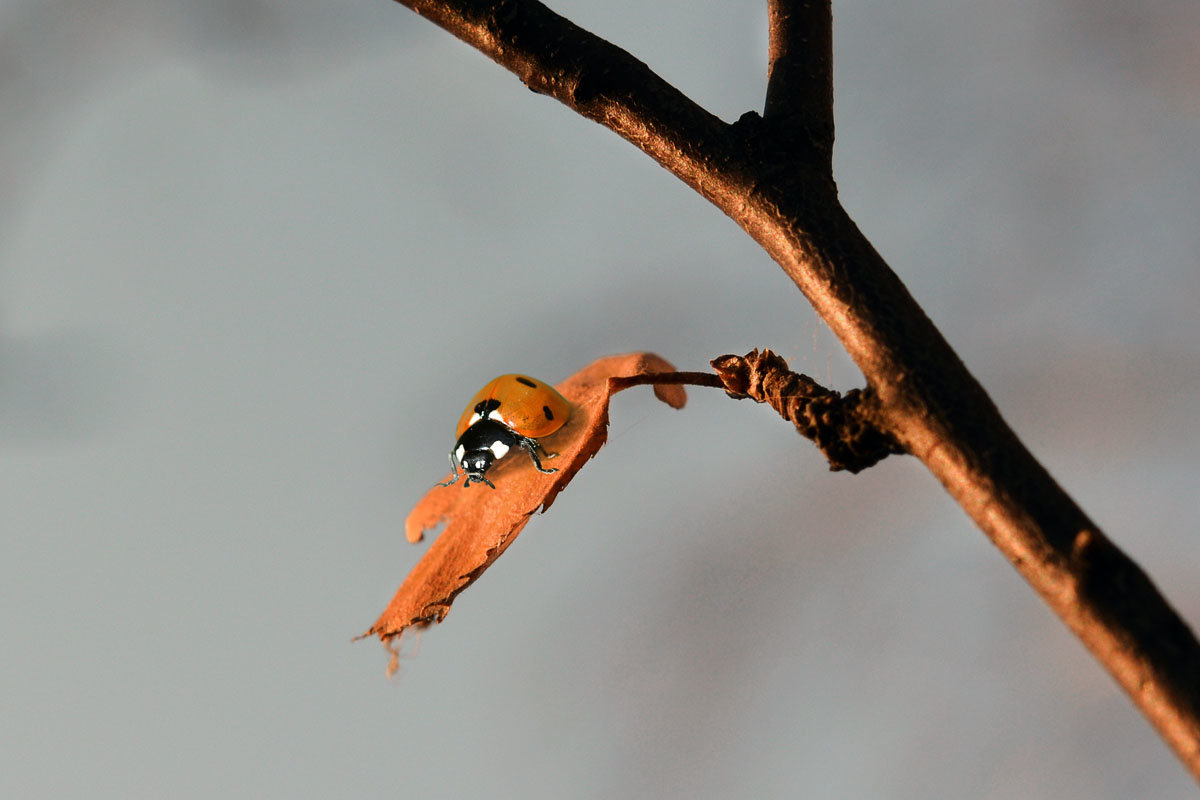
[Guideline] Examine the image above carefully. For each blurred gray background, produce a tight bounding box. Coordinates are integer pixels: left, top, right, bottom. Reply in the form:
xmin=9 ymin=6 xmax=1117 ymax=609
xmin=2 ymin=0 xmax=1198 ymax=797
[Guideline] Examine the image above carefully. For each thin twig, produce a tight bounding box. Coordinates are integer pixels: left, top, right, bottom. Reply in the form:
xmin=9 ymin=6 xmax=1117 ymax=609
xmin=613 ymin=356 xmax=904 ymax=472
xmin=390 ymin=0 xmax=1200 ymax=780
xmin=608 ymin=371 xmax=725 ymax=391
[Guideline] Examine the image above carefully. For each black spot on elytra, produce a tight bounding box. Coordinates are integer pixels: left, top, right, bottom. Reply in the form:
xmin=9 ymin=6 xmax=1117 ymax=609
xmin=543 ymin=405 xmax=554 ymax=421
xmin=515 ymin=376 xmax=537 ymax=388
xmin=475 ymin=398 xmax=502 ymax=416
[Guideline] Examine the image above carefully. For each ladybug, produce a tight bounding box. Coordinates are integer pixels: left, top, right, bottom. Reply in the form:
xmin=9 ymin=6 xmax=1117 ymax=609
xmin=438 ymin=374 xmax=571 ymax=489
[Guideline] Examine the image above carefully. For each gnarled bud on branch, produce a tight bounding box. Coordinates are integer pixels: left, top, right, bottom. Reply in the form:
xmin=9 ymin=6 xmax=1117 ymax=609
xmin=711 ymin=348 xmax=905 ymax=473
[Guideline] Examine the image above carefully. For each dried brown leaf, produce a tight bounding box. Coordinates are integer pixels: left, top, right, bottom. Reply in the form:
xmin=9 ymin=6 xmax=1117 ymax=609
xmin=363 ymin=353 xmax=686 ymax=650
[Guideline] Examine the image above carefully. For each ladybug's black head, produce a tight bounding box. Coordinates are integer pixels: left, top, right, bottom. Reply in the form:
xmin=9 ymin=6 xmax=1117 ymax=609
xmin=440 ymin=418 xmax=522 ymax=490
xmin=460 ymin=450 xmax=496 ymax=489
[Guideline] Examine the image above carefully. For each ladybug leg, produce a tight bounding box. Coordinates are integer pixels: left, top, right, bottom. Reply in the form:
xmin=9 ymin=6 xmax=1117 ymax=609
xmin=521 ymin=438 xmax=558 ymax=474
xmin=436 ymin=452 xmax=463 ymax=487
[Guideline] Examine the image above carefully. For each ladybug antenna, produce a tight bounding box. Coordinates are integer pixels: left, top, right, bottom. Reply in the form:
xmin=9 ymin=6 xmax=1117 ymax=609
xmin=464 ymin=473 xmax=496 ymax=489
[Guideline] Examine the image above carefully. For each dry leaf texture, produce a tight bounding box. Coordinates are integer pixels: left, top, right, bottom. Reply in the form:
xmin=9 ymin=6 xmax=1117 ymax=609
xmin=364 ymin=353 xmax=686 ymax=645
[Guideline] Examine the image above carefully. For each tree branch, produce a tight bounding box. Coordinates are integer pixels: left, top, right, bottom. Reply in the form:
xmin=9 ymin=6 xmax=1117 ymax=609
xmin=765 ymin=0 xmax=834 ymax=161
xmin=390 ymin=0 xmax=1200 ymax=781
xmin=401 ymin=0 xmax=740 ymax=207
